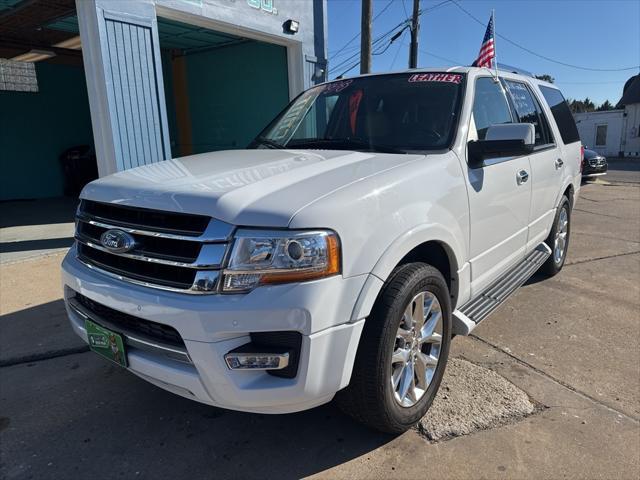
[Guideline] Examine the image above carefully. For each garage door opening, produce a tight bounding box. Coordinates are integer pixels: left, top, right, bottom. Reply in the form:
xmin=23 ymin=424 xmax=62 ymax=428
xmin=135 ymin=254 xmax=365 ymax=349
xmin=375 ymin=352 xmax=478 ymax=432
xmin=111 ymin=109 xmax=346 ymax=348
xmin=0 ymin=8 xmax=96 ymax=202
xmin=157 ymin=17 xmax=290 ymax=158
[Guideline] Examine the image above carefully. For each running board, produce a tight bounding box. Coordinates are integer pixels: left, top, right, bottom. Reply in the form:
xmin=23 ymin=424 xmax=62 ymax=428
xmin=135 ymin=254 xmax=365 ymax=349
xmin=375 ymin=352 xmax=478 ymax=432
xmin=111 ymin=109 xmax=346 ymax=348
xmin=453 ymin=243 xmax=551 ymax=335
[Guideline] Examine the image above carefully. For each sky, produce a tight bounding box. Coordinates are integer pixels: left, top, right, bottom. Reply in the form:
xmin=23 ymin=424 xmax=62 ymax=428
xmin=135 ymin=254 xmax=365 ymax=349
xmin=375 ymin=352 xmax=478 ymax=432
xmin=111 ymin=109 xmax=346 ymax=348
xmin=326 ymin=0 xmax=640 ymax=105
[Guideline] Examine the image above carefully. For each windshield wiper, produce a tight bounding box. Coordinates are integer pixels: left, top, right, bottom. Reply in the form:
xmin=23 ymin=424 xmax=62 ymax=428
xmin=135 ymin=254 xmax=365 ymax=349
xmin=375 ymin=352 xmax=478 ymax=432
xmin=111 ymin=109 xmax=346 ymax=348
xmin=252 ymin=136 xmax=285 ymax=149
xmin=287 ymin=138 xmax=406 ymax=154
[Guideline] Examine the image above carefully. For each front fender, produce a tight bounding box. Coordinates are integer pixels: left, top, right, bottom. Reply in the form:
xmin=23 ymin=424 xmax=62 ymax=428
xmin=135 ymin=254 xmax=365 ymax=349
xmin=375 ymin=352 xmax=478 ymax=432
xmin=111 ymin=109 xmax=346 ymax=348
xmin=370 ymin=223 xmax=464 ymax=283
xmin=350 ymin=223 xmax=466 ymax=322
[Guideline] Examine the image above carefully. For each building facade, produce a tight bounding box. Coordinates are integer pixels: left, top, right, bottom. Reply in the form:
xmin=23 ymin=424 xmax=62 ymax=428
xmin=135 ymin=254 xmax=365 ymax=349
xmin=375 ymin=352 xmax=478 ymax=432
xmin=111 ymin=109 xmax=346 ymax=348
xmin=78 ymin=0 xmax=328 ymax=177
xmin=0 ymin=0 xmax=327 ymax=200
xmin=573 ymin=74 xmax=640 ymax=159
xmin=622 ymin=103 xmax=640 ymax=157
xmin=574 ymin=110 xmax=624 ymax=157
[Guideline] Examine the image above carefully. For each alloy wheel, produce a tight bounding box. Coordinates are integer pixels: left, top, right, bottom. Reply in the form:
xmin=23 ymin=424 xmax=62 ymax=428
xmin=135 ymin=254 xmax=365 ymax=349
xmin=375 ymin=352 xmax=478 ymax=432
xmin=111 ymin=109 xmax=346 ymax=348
xmin=554 ymin=206 xmax=569 ymax=264
xmin=391 ymin=291 xmax=443 ymax=407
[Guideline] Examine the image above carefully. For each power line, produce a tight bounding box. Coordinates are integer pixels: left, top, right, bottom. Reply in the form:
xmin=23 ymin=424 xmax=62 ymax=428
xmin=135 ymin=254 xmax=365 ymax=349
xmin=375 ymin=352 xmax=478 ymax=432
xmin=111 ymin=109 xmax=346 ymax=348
xmin=331 ymin=20 xmax=408 ymax=70
xmin=374 ymin=27 xmax=409 ymax=56
xmin=331 ymin=28 xmax=402 ymax=74
xmin=420 ymin=48 xmax=464 ymax=66
xmin=335 ymin=25 xmax=410 ymax=76
xmin=330 ymin=0 xmax=455 ymax=78
xmin=556 ymin=80 xmax=628 ymax=85
xmin=329 ymin=0 xmax=395 ymax=58
xmin=390 ymin=37 xmax=407 ymax=70
xmin=330 ymin=21 xmax=410 ymax=74
xmin=450 ymin=0 xmax=640 ymax=72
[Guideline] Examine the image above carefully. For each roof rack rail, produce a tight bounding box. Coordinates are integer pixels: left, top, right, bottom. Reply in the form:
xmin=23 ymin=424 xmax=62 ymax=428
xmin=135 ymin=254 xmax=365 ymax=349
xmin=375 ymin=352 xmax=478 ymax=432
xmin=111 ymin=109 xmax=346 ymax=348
xmin=496 ymin=63 xmax=533 ymax=77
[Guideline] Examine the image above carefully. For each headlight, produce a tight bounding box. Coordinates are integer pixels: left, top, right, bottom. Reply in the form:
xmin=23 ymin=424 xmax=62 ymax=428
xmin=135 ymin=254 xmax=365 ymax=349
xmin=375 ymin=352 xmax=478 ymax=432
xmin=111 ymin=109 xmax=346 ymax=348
xmin=222 ymin=229 xmax=341 ymax=292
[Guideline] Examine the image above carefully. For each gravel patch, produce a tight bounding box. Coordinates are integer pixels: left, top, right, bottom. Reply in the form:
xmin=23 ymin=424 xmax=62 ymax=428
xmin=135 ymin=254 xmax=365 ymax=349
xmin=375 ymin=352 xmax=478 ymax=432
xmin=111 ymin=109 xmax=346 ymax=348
xmin=418 ymin=358 xmax=537 ymax=442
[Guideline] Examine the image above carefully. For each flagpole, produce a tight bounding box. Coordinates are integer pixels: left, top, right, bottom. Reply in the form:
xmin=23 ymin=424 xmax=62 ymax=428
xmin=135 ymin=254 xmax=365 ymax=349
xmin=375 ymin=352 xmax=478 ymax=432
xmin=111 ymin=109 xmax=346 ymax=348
xmin=493 ymin=9 xmax=498 ymax=81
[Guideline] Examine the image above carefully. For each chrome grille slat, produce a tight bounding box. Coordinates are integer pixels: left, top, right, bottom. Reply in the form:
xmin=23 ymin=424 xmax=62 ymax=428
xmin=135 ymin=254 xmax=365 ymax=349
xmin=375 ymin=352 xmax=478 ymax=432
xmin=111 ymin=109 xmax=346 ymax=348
xmin=76 ymin=255 xmax=220 ymax=295
xmin=77 ymin=244 xmax=198 ymax=289
xmin=76 ymin=201 xmax=231 ymax=294
xmin=75 ymin=234 xmax=225 ymax=269
xmin=76 ymin=214 xmax=233 ymax=242
xmin=80 ymin=199 xmax=210 ymax=237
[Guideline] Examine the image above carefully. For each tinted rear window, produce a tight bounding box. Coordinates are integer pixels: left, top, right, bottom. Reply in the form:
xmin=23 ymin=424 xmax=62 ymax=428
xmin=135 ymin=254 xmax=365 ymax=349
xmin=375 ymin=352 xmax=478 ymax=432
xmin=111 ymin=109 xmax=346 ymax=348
xmin=539 ymin=86 xmax=580 ymax=145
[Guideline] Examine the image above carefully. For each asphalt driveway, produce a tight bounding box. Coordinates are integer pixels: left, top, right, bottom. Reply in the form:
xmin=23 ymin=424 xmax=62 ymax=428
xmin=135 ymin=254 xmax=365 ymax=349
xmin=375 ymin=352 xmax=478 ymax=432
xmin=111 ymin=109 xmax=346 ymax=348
xmin=1 ymin=176 xmax=638 ymax=480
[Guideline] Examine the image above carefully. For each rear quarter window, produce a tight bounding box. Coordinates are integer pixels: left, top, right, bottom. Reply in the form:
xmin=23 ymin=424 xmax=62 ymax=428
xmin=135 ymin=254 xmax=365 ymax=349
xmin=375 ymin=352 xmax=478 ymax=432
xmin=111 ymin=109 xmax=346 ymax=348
xmin=539 ymin=86 xmax=580 ymax=145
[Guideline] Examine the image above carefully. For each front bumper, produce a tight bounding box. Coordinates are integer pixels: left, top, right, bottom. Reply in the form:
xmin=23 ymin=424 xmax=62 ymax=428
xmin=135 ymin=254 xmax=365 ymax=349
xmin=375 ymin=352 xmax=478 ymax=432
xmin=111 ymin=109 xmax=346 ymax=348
xmin=62 ymin=246 xmax=367 ymax=413
xmin=583 ymin=163 xmax=608 ymax=176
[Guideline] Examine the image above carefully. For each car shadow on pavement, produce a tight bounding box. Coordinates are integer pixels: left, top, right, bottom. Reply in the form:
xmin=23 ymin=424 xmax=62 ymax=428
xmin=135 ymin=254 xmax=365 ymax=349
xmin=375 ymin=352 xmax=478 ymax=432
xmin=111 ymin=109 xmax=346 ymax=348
xmin=523 ymin=271 xmax=550 ymax=286
xmin=1 ymin=300 xmax=395 ymax=479
xmin=0 ymin=237 xmax=75 ymax=254
xmin=0 ymin=197 xmax=78 ymax=228
xmin=0 ymin=299 xmax=89 ymax=366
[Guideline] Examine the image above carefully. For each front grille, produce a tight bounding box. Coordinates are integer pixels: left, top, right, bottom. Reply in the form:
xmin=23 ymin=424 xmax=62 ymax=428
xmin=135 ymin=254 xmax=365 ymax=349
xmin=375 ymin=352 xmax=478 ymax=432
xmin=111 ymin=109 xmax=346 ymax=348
xmin=78 ymin=243 xmax=197 ymax=289
xmin=81 ymin=200 xmax=209 ymax=236
xmin=78 ymin=221 xmax=201 ymax=263
xmin=74 ymin=291 xmax=185 ymax=348
xmin=75 ymin=200 xmax=233 ymax=293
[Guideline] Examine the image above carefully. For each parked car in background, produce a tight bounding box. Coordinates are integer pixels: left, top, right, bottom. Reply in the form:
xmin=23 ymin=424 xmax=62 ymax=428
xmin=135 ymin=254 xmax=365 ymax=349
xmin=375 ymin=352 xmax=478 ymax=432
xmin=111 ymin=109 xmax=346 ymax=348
xmin=582 ymin=148 xmax=608 ymax=177
xmin=62 ymin=67 xmax=582 ymax=433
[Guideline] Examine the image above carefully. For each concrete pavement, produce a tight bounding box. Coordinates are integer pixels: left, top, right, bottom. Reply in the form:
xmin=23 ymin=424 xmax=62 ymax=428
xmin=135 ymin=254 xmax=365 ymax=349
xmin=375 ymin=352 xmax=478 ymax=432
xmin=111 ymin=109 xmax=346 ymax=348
xmin=0 ymin=254 xmax=87 ymax=366
xmin=603 ymin=158 xmax=640 ymax=185
xmin=0 ymin=197 xmax=76 ymax=264
xmin=1 ymin=180 xmax=638 ymax=479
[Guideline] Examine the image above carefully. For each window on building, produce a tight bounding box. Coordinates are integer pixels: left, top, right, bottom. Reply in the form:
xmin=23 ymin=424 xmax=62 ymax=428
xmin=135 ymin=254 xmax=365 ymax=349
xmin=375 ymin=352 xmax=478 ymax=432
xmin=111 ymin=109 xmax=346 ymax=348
xmin=539 ymin=86 xmax=580 ymax=145
xmin=503 ymin=79 xmax=553 ymax=146
xmin=0 ymin=59 xmax=38 ymax=92
xmin=595 ymin=124 xmax=608 ymax=146
xmin=472 ymin=77 xmax=513 ymax=140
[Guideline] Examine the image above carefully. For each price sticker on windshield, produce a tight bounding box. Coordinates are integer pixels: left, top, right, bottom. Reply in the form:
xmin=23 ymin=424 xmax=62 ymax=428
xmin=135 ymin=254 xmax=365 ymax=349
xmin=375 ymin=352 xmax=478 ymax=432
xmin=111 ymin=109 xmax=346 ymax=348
xmin=323 ymin=80 xmax=353 ymax=94
xmin=408 ymin=73 xmax=462 ymax=84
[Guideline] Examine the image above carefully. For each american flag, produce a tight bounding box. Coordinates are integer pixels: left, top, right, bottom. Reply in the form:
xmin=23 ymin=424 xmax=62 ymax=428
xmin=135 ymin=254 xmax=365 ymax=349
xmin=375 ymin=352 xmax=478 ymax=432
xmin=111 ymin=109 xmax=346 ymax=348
xmin=472 ymin=14 xmax=495 ymax=68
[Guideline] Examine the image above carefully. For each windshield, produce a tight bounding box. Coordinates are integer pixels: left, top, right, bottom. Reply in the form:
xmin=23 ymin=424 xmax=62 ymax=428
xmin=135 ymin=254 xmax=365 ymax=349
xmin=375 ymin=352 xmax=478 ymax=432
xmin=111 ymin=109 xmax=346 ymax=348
xmin=249 ymin=72 xmax=465 ymax=153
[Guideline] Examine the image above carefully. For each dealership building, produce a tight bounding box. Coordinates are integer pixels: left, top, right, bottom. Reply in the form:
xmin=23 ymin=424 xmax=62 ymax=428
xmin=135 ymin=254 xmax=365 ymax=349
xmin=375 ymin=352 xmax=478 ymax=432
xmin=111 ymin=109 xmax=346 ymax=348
xmin=0 ymin=0 xmax=328 ymax=201
xmin=573 ymin=74 xmax=640 ymax=158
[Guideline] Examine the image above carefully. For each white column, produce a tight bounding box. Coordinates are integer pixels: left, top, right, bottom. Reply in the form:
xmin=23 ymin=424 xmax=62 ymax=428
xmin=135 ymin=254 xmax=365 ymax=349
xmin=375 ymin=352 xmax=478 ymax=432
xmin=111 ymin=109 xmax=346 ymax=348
xmin=76 ymin=0 xmax=171 ymax=176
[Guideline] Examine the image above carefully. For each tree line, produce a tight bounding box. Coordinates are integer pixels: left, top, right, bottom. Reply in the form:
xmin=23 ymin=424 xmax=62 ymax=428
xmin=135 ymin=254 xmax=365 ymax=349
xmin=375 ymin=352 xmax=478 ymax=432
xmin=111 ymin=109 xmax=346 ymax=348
xmin=534 ymin=74 xmax=617 ymax=114
xmin=566 ymin=98 xmax=616 ymax=113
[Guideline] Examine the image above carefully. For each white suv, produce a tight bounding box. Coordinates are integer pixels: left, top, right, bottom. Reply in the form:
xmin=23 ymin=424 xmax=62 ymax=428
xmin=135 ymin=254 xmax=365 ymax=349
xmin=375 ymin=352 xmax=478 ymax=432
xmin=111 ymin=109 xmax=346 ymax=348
xmin=62 ymin=67 xmax=582 ymax=433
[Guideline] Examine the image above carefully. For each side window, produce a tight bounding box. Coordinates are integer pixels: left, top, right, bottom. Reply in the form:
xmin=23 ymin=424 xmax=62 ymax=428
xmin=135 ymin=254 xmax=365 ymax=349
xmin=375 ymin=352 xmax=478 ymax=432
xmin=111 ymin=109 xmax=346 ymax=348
xmin=539 ymin=86 xmax=580 ymax=145
xmin=472 ymin=77 xmax=513 ymax=140
xmin=504 ymin=80 xmax=553 ymax=146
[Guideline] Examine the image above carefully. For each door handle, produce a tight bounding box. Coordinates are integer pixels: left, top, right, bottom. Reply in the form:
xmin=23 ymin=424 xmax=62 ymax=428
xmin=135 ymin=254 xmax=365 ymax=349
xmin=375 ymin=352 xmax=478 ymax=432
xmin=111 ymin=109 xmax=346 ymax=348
xmin=516 ymin=170 xmax=529 ymax=185
xmin=555 ymin=158 xmax=564 ymax=169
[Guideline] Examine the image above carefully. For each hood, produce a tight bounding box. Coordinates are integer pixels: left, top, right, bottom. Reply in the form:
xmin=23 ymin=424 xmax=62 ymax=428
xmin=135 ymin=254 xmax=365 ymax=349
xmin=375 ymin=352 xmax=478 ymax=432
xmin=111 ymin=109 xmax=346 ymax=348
xmin=81 ymin=149 xmax=424 ymax=227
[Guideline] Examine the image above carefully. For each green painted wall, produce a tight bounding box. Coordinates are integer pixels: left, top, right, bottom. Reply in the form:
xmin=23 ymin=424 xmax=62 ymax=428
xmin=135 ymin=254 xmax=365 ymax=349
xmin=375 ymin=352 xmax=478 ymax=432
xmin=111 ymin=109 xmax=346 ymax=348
xmin=184 ymin=40 xmax=289 ymax=154
xmin=0 ymin=62 xmax=94 ymax=200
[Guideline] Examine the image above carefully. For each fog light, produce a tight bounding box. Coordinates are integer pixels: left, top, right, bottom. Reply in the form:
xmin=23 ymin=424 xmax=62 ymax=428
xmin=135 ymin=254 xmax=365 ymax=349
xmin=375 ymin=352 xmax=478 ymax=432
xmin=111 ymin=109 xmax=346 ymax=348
xmin=225 ymin=352 xmax=289 ymax=370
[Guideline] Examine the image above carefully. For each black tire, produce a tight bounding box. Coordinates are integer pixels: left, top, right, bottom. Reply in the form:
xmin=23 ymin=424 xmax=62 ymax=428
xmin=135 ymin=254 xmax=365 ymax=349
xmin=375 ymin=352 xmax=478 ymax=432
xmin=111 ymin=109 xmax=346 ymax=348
xmin=542 ymin=195 xmax=571 ymax=276
xmin=336 ymin=263 xmax=452 ymax=434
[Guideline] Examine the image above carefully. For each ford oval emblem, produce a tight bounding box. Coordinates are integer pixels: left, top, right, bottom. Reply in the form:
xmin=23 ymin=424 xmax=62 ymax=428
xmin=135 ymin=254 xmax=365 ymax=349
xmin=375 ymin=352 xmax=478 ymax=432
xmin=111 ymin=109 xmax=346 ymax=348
xmin=100 ymin=229 xmax=136 ymax=253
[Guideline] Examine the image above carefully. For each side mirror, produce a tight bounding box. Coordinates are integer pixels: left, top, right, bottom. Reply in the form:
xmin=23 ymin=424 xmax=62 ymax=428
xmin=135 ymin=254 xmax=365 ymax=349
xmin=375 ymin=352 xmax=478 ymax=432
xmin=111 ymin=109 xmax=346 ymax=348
xmin=468 ymin=123 xmax=535 ymax=168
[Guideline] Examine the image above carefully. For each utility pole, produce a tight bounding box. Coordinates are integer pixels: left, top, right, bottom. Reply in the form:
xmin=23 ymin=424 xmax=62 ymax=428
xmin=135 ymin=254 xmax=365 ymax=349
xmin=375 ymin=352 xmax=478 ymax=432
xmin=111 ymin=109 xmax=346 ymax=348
xmin=409 ymin=0 xmax=420 ymax=68
xmin=360 ymin=0 xmax=372 ymax=74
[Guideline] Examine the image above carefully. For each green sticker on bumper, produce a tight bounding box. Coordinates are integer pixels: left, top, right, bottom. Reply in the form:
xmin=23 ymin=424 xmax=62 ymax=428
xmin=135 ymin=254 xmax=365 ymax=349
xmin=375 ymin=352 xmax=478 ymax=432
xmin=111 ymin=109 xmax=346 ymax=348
xmin=85 ymin=319 xmax=127 ymax=368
